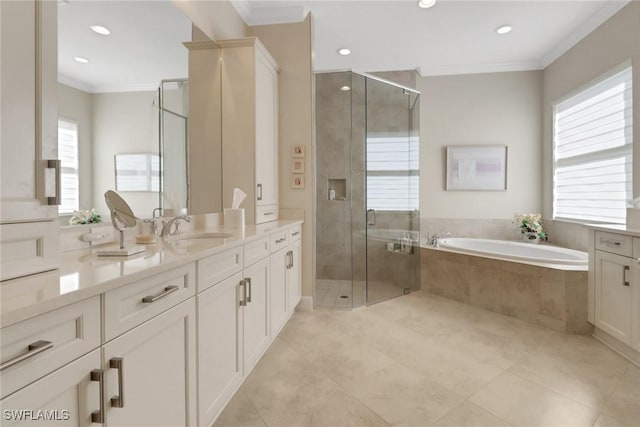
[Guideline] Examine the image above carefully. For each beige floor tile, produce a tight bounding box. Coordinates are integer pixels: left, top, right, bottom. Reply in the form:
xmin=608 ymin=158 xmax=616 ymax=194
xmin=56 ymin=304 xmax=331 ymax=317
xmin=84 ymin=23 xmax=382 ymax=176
xmin=213 ymin=391 xmax=267 ymax=427
xmin=470 ymin=372 xmax=600 ymax=427
xmin=241 ymin=338 xmax=388 ymax=427
xmin=341 ymin=362 xmax=464 ymax=427
xmin=430 ymin=401 xmax=513 ymax=427
xmin=507 ymin=333 xmax=629 ymax=409
xmin=602 ymin=364 xmax=640 ymax=426
xmin=593 ymin=414 xmax=633 ymax=427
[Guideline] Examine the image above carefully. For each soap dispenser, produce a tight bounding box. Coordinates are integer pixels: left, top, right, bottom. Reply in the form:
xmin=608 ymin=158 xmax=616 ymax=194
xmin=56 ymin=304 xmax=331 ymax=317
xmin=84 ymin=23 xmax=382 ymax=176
xmin=328 ymin=187 xmax=336 ymax=200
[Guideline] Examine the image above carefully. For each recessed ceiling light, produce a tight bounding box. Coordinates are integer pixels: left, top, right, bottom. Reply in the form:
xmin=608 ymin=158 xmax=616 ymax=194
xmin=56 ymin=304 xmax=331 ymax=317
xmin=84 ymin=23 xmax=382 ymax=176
xmin=340 ymin=86 xmax=351 ymax=91
xmin=495 ymin=25 xmax=512 ymax=35
xmin=90 ymin=25 xmax=111 ymax=36
xmin=74 ymin=56 xmax=89 ymax=64
xmin=337 ymin=48 xmax=351 ymax=56
xmin=417 ymin=0 xmax=437 ymax=9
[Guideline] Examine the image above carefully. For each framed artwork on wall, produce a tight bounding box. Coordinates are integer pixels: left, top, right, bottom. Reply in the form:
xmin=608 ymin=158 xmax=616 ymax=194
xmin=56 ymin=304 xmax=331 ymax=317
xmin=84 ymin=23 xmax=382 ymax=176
xmin=445 ymin=145 xmax=508 ymax=191
xmin=290 ymin=175 xmax=305 ymax=189
xmin=291 ymin=158 xmax=305 ymax=174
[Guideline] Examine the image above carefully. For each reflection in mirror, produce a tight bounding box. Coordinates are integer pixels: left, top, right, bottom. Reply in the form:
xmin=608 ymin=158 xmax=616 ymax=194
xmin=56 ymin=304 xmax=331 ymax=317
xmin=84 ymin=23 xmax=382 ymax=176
xmin=57 ymin=0 xmax=192 ymax=222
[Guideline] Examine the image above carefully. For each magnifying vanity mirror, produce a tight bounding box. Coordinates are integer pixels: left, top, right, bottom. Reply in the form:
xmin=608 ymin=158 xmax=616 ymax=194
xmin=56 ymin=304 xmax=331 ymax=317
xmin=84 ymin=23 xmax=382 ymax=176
xmin=57 ymin=0 xmax=215 ymax=223
xmin=98 ymin=190 xmax=144 ymax=256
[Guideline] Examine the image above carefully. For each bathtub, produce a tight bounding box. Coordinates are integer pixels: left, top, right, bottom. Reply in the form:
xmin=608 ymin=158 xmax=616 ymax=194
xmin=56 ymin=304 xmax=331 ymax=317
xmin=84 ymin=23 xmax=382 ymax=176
xmin=434 ymin=237 xmax=588 ymax=271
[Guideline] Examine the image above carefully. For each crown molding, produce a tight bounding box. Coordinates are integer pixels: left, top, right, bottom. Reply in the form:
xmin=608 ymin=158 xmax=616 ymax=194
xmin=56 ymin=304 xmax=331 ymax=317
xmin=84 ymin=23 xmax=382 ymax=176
xmin=540 ymin=0 xmax=630 ymax=69
xmin=58 ymin=74 xmax=93 ymax=93
xmin=230 ymin=0 xmax=251 ymax=25
xmin=230 ymin=0 xmax=307 ymax=26
xmin=91 ymin=83 xmax=160 ymax=94
xmin=418 ymin=60 xmax=542 ymax=77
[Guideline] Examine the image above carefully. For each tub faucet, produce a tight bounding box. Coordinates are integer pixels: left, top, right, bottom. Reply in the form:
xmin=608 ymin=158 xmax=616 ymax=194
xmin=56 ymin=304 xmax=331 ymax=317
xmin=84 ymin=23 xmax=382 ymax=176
xmin=160 ymin=215 xmax=191 ymax=238
xmin=429 ymin=232 xmax=450 ymax=248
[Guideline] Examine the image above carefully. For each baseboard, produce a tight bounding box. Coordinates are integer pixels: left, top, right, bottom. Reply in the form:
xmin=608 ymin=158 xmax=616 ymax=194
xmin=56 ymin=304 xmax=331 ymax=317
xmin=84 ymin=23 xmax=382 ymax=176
xmin=593 ymin=327 xmax=640 ymax=368
xmin=296 ymin=296 xmax=314 ymax=312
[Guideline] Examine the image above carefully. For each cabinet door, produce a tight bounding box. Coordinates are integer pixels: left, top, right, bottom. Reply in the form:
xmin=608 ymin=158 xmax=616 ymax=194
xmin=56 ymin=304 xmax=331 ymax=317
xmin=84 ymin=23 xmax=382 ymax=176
xmin=1 ymin=0 xmax=58 ymax=222
xmin=287 ymin=239 xmax=302 ymax=315
xmin=242 ymin=258 xmax=270 ymax=375
xmin=595 ymin=251 xmax=632 ymax=344
xmin=197 ymin=273 xmax=243 ymax=427
xmin=103 ymin=299 xmax=197 ymax=427
xmin=0 ymin=350 xmax=101 ymax=427
xmin=254 ymin=53 xmax=278 ymax=208
xmin=270 ymin=248 xmax=288 ymax=338
xmin=1 ymin=0 xmax=59 ymax=281
xmin=633 ymin=257 xmax=640 ymax=352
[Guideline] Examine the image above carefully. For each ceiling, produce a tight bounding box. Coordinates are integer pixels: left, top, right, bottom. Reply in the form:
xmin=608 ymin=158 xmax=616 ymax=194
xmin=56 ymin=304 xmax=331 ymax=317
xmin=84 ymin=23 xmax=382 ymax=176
xmin=58 ymin=0 xmax=191 ymax=93
xmin=59 ymin=0 xmax=630 ymax=92
xmin=232 ymin=0 xmax=630 ymax=76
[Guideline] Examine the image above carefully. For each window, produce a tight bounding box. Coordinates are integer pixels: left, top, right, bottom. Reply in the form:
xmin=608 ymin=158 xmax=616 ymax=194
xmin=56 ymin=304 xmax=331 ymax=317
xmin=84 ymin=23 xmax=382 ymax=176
xmin=58 ymin=119 xmax=79 ymax=215
xmin=366 ymin=135 xmax=419 ymax=211
xmin=553 ymin=65 xmax=633 ymax=224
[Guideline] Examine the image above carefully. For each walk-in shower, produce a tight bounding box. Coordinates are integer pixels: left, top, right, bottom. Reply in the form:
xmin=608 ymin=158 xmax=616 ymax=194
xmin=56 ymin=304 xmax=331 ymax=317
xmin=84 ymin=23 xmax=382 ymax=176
xmin=315 ymin=71 xmax=420 ymax=309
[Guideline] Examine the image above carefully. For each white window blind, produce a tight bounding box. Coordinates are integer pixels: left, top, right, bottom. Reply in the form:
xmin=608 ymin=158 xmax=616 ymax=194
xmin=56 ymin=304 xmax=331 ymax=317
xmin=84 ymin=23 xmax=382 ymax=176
xmin=553 ymin=65 xmax=633 ymax=224
xmin=58 ymin=119 xmax=79 ymax=215
xmin=366 ymin=135 xmax=419 ymax=211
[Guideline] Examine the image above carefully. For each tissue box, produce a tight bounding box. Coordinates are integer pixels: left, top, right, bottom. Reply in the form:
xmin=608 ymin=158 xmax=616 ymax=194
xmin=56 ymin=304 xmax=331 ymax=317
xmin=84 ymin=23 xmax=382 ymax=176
xmin=224 ymin=208 xmax=245 ymax=229
xmin=627 ymin=208 xmax=640 ymax=229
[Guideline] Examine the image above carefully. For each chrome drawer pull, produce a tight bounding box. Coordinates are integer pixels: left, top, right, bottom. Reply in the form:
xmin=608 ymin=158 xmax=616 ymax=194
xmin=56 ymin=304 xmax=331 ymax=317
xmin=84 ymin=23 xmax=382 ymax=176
xmin=602 ymin=239 xmax=622 ymax=246
xmin=110 ymin=357 xmax=125 ymax=408
xmin=0 ymin=340 xmax=53 ymax=371
xmin=90 ymin=369 xmax=105 ymax=423
xmin=142 ymin=285 xmax=179 ymax=303
xmin=275 ymin=237 xmax=286 ymax=244
xmin=292 ymin=231 xmax=300 ymax=236
xmin=264 ymin=212 xmax=274 ymax=216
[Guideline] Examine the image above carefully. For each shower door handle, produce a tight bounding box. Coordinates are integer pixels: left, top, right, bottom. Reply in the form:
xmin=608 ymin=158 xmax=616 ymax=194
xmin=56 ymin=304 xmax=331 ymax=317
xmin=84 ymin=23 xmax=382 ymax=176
xmin=367 ymin=209 xmax=376 ymax=227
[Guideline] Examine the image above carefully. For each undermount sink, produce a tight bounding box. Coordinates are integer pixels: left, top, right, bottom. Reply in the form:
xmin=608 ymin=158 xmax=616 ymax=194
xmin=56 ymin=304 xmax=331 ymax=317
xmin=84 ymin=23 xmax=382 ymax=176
xmin=171 ymin=232 xmax=234 ymax=241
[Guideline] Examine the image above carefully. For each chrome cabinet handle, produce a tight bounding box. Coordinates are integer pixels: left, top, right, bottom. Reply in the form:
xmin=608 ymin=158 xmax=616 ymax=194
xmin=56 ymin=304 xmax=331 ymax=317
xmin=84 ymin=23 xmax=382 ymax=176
xmin=110 ymin=357 xmax=125 ymax=408
xmin=246 ymin=277 xmax=252 ymax=303
xmin=287 ymin=251 xmax=293 ymax=269
xmin=623 ymin=265 xmax=630 ymax=287
xmin=90 ymin=369 xmax=105 ymax=423
xmin=0 ymin=340 xmax=53 ymax=371
xmin=239 ymin=280 xmax=247 ymax=306
xmin=290 ymin=251 xmax=294 ymax=269
xmin=142 ymin=285 xmax=179 ymax=303
xmin=292 ymin=231 xmax=300 ymax=237
xmin=263 ymin=212 xmax=274 ymax=216
xmin=276 ymin=237 xmax=286 ymax=244
xmin=46 ymin=159 xmax=61 ymax=205
xmin=257 ymin=184 xmax=263 ymax=201
xmin=367 ymin=209 xmax=376 ymax=227
xmin=602 ymin=238 xmax=622 ymax=246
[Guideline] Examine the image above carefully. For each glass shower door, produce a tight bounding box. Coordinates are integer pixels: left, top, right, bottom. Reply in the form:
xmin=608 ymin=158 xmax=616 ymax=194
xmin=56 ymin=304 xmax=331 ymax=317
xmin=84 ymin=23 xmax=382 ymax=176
xmin=364 ymin=77 xmax=417 ymax=305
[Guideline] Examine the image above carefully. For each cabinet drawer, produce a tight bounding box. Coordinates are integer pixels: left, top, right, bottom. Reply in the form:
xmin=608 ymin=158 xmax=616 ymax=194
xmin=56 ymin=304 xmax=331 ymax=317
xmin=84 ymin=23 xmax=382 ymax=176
xmin=595 ymin=231 xmax=632 ymax=257
xmin=256 ymin=205 xmax=278 ymax=224
xmin=0 ymin=222 xmax=59 ymax=281
xmin=197 ymin=246 xmax=243 ymax=293
xmin=270 ymin=230 xmax=288 ymax=253
xmin=104 ymin=263 xmax=195 ymax=341
xmin=245 ymin=236 xmax=270 ymax=267
xmin=632 ymin=237 xmax=640 ymax=259
xmin=0 ymin=296 xmax=100 ymax=399
xmin=289 ymin=225 xmax=301 ymax=242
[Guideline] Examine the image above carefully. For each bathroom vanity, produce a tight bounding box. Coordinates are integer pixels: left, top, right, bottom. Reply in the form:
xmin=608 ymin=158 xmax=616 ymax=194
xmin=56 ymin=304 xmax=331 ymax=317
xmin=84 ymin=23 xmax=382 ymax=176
xmin=587 ymin=224 xmax=640 ymax=365
xmin=0 ymin=221 xmax=302 ymax=427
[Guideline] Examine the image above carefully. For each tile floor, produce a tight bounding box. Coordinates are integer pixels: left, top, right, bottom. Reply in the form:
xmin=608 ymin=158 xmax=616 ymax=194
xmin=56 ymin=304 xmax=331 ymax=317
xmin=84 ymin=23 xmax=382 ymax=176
xmin=215 ymin=290 xmax=640 ymax=427
xmin=315 ymin=279 xmax=410 ymax=309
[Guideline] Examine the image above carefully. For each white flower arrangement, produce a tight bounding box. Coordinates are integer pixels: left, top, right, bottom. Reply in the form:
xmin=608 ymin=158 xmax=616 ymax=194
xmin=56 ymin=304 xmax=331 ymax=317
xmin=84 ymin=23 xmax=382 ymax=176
xmin=69 ymin=208 xmax=102 ymax=225
xmin=514 ymin=213 xmax=546 ymax=240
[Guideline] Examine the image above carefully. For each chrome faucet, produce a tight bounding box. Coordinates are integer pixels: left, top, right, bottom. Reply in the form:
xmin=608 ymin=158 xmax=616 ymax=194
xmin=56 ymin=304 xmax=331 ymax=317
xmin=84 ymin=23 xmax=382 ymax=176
xmin=160 ymin=215 xmax=191 ymax=238
xmin=428 ymin=232 xmax=451 ymax=248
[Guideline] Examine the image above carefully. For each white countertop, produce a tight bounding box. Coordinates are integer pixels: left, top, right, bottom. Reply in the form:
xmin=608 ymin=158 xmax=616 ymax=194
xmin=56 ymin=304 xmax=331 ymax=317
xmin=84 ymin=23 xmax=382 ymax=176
xmin=0 ymin=220 xmax=302 ymax=328
xmin=584 ymin=223 xmax=640 ymax=237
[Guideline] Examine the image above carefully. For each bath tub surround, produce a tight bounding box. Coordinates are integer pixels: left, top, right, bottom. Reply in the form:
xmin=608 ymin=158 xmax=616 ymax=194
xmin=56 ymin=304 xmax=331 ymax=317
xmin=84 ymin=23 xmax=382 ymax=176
xmin=420 ymin=243 xmax=590 ymax=334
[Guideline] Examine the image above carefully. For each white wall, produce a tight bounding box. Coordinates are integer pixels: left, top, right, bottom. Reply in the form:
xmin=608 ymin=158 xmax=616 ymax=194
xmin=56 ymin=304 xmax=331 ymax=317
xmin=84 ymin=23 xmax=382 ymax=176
xmin=542 ymin=1 xmax=640 ymax=250
xmin=92 ymin=91 xmax=159 ymax=217
xmin=57 ymin=83 xmax=93 ymax=216
xmin=418 ymin=70 xmax=543 ymax=220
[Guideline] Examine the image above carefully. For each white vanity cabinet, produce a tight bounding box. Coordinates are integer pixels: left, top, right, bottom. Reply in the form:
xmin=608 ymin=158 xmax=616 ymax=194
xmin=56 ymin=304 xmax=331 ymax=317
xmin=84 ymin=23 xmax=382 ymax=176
xmin=102 ymin=299 xmax=197 ymax=427
xmin=591 ymin=229 xmax=640 ymax=362
xmin=270 ymin=226 xmax=302 ymax=338
xmin=0 ymin=0 xmax=60 ymax=281
xmin=219 ymin=38 xmax=279 ymax=225
xmin=287 ymin=233 xmax=302 ymax=315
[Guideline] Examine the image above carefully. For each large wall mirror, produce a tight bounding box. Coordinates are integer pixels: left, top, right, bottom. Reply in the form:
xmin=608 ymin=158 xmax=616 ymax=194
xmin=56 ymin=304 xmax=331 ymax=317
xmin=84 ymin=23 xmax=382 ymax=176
xmin=57 ymin=0 xmax=200 ymax=221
